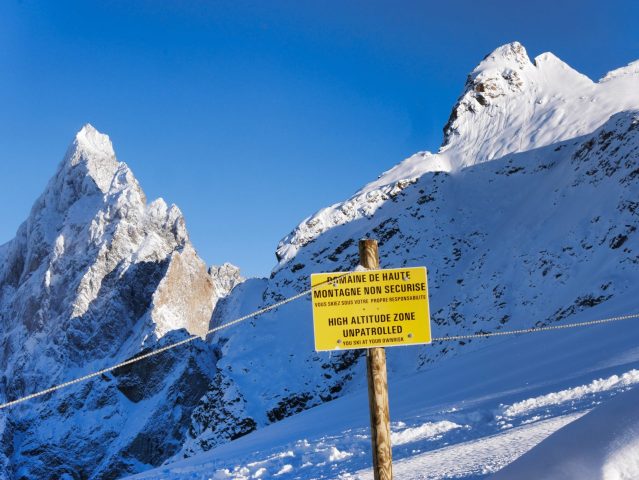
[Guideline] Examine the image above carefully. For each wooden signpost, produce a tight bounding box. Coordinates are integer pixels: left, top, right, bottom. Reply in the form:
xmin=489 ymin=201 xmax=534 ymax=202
xmin=361 ymin=239 xmax=393 ymax=480
xmin=310 ymin=239 xmax=432 ymax=480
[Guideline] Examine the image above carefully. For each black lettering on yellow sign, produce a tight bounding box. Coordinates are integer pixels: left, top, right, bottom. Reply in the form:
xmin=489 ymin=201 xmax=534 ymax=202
xmin=393 ymin=312 xmax=416 ymax=321
xmin=350 ymin=314 xmax=391 ymax=324
xmin=327 ymin=317 xmax=349 ymax=326
xmin=325 ymin=274 xmax=367 ymax=284
xmin=311 ymin=267 xmax=431 ymax=351
xmin=383 ymin=282 xmax=425 ymax=294
xmin=381 ymin=270 xmax=411 ymax=281
xmin=313 ymin=287 xmax=362 ymax=298
xmin=363 ymin=286 xmax=382 ymax=295
xmin=343 ymin=325 xmax=403 ymax=337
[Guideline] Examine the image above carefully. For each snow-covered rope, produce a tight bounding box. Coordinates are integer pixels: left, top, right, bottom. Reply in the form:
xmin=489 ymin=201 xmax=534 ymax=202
xmin=1 ymin=273 xmax=638 ymax=410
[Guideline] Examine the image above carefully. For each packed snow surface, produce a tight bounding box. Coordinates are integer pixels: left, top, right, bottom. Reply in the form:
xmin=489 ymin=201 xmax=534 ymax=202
xmin=493 ymin=386 xmax=639 ymax=480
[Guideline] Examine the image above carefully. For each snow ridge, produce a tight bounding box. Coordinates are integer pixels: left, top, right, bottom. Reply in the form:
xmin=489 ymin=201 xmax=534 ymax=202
xmin=275 ymin=42 xmax=639 ymax=266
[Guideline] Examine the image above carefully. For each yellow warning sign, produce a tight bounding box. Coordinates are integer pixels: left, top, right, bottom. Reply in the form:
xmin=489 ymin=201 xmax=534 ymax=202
xmin=311 ymin=267 xmax=431 ymax=351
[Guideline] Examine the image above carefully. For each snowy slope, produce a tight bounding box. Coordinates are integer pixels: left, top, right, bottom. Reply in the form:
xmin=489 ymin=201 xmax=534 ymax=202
xmin=167 ymin=43 xmax=639 ymax=463
xmin=275 ymin=42 xmax=639 ymax=266
xmin=126 ymin=298 xmax=639 ymax=479
xmin=180 ymin=110 xmax=639 ymax=459
xmin=492 ymin=384 xmax=639 ymax=479
xmin=0 ymin=126 xmax=244 ymax=479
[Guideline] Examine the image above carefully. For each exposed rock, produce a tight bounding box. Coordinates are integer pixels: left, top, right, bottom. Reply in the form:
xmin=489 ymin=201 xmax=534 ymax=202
xmin=0 ymin=125 xmax=242 ymax=479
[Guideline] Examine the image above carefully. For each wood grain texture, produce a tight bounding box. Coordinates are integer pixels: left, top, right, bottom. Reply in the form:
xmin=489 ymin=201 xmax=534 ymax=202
xmin=359 ymin=239 xmax=393 ymax=480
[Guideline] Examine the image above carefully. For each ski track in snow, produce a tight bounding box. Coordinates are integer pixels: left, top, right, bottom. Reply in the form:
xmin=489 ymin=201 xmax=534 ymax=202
xmin=344 ymin=414 xmax=584 ymax=480
xmin=136 ymin=413 xmax=584 ymax=480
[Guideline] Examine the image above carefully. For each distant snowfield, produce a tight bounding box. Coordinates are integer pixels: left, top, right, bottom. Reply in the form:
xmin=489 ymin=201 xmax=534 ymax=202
xmin=127 ymin=309 xmax=639 ymax=479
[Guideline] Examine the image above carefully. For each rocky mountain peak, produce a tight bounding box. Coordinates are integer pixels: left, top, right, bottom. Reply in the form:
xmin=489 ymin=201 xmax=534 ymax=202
xmin=0 ymin=124 xmax=248 ymax=479
xmin=62 ymin=123 xmax=120 ymax=194
xmin=477 ymin=41 xmax=532 ymax=71
xmin=274 ymin=45 xmax=639 ymax=271
xmin=440 ymin=43 xmax=639 ymax=169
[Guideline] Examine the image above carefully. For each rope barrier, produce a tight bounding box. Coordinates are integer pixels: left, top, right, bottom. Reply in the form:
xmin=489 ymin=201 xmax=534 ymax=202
xmin=431 ymin=312 xmax=639 ymax=342
xmin=1 ymin=270 xmax=638 ymax=411
xmin=0 ymin=271 xmax=355 ymax=411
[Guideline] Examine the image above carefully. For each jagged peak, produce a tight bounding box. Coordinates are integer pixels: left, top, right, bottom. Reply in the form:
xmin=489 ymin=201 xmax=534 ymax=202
xmin=533 ymin=51 xmax=571 ymax=71
xmin=534 ymin=51 xmax=566 ymax=67
xmin=474 ymin=42 xmax=533 ymax=75
xmin=439 ymin=42 xmax=639 ymax=168
xmin=75 ymin=123 xmax=114 ymax=157
xmin=458 ymin=43 xmax=536 ymax=106
xmin=62 ymin=124 xmax=119 ymax=194
xmin=16 ymin=125 xmax=151 ymax=251
xmin=146 ymin=198 xmax=188 ymax=244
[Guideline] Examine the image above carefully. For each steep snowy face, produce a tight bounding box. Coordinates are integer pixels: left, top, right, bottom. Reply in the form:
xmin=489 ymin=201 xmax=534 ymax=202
xmin=188 ymin=109 xmax=639 ymax=463
xmin=442 ymin=42 xmax=639 ymax=168
xmin=0 ymin=125 xmax=244 ymax=479
xmin=275 ymin=42 xmax=639 ymax=266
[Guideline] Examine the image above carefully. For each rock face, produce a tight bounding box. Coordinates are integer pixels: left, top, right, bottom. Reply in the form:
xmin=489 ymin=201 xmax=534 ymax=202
xmin=178 ymin=44 xmax=639 ymax=459
xmin=0 ymin=125 xmax=244 ymax=479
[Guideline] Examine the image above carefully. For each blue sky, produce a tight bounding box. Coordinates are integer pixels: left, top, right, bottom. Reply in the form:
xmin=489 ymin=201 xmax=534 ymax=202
xmin=1 ymin=0 xmax=638 ymax=277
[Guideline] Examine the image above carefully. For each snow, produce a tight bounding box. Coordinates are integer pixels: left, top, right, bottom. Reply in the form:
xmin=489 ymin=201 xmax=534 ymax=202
xmin=275 ymin=465 xmax=294 ymax=475
xmin=391 ymin=421 xmax=463 ymax=446
xmin=275 ymin=42 xmax=639 ymax=266
xmin=492 ymin=387 xmax=639 ymax=480
xmin=442 ymin=42 xmax=639 ymax=169
xmin=126 ymin=309 xmax=639 ymax=479
xmin=64 ymin=123 xmax=119 ymax=193
xmin=601 ymin=60 xmax=639 ymax=82
xmin=500 ymin=369 xmax=639 ymax=418
xmin=349 ymin=414 xmax=584 ymax=480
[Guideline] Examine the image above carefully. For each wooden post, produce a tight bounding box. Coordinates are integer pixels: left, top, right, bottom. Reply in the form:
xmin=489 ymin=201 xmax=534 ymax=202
xmin=359 ymin=239 xmax=393 ymax=480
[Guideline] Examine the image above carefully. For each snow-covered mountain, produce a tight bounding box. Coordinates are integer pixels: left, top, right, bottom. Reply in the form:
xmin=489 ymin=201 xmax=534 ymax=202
xmin=178 ymin=42 xmax=639 ymax=461
xmin=126 ymin=303 xmax=639 ymax=479
xmin=275 ymin=42 xmax=639 ymax=265
xmin=0 ymin=126 xmax=243 ymax=479
xmin=2 ymin=41 xmax=639 ymax=480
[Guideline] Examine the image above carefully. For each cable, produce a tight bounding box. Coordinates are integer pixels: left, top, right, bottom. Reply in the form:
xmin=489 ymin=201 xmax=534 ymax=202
xmin=2 ymin=271 xmax=638 ymax=411
xmin=431 ymin=312 xmax=639 ymax=342
xmin=0 ymin=271 xmax=356 ymax=411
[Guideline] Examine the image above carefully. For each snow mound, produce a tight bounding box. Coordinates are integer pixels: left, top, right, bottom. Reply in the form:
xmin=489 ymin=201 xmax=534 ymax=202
xmin=391 ymin=420 xmax=463 ymax=446
xmin=500 ymin=369 xmax=639 ymax=418
xmin=492 ymin=386 xmax=639 ymax=480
